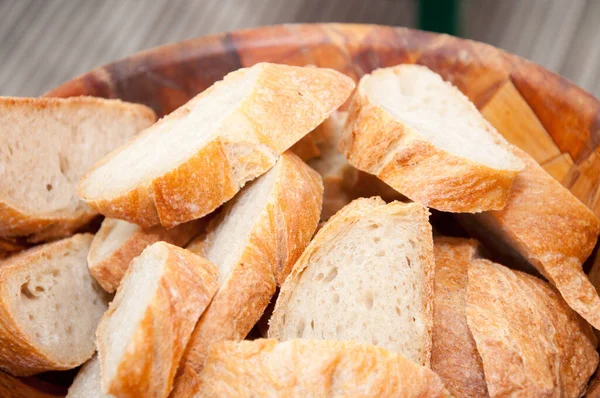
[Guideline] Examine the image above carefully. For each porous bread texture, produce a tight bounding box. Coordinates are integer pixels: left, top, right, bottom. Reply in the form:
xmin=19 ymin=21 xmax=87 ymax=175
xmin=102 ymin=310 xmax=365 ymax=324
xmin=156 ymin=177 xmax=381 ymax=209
xmin=194 ymin=339 xmax=449 ymax=398
xmin=466 ymin=259 xmax=598 ymax=397
xmin=0 ymin=96 xmax=156 ymax=241
xmin=88 ymin=217 xmax=204 ymax=292
xmin=269 ymin=197 xmax=434 ymax=367
xmin=67 ymin=355 xmax=111 ymax=398
xmin=96 ymin=242 xmax=218 ymax=398
xmin=341 ymin=64 xmax=524 ymax=213
xmin=78 ymin=63 xmax=354 ymax=228
xmin=170 ymin=152 xmax=323 ymax=397
xmin=309 ymin=111 xmax=404 ymax=220
xmin=0 ymin=234 xmax=109 ymax=376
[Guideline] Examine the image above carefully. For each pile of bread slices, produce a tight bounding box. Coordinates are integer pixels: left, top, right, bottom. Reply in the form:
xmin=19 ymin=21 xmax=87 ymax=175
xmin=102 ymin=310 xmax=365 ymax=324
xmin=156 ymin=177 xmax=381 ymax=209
xmin=1 ymin=62 xmax=600 ymax=398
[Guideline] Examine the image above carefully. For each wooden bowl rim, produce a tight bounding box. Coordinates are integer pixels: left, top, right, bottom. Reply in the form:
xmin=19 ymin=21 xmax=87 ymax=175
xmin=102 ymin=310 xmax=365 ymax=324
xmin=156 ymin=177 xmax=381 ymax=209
xmin=45 ymin=22 xmax=599 ymax=103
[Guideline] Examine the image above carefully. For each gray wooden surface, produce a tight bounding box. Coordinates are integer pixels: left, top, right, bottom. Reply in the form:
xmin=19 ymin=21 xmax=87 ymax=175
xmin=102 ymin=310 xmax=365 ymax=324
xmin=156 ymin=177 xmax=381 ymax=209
xmin=0 ymin=0 xmax=598 ymax=98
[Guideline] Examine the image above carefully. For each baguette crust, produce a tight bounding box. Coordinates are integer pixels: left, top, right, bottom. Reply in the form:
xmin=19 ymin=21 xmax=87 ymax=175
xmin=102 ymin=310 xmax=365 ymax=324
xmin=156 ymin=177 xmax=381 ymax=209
xmin=170 ymin=153 xmax=323 ymax=397
xmin=0 ymin=370 xmax=59 ymax=398
xmin=0 ymin=234 xmax=103 ymax=376
xmin=269 ymin=197 xmax=434 ymax=367
xmin=0 ymin=237 xmax=27 ymax=259
xmin=0 ymin=96 xmax=156 ymax=241
xmin=472 ymin=147 xmax=600 ymax=329
xmin=309 ymin=111 xmax=404 ymax=220
xmin=466 ymin=259 xmax=598 ymax=397
xmin=340 ymin=66 xmax=523 ymax=213
xmin=78 ymin=63 xmax=354 ymax=228
xmin=289 ymin=134 xmax=320 ymax=161
xmin=88 ymin=218 xmax=206 ymax=292
xmin=97 ymin=243 xmax=218 ymax=398
xmin=432 ymin=237 xmax=487 ymax=398
xmin=193 ymin=339 xmax=449 ymax=397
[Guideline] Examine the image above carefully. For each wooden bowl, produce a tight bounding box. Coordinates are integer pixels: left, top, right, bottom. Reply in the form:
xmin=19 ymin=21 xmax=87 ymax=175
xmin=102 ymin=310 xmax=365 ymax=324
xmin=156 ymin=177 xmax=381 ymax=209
xmin=45 ymin=22 xmax=600 ymax=216
xmin=27 ymin=23 xmax=599 ymax=393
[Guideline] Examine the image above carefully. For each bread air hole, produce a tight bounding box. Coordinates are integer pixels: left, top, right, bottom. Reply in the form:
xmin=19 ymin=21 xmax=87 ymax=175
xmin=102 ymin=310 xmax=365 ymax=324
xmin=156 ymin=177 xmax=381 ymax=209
xmin=296 ymin=319 xmax=305 ymax=338
xmin=46 ymin=184 xmax=53 ymax=191
xmin=364 ymin=291 xmax=374 ymax=309
xmin=20 ymin=282 xmax=44 ymax=299
xmin=396 ymin=306 xmax=402 ymax=316
xmin=332 ymin=293 xmax=340 ymax=303
xmin=323 ymin=267 xmax=338 ymax=283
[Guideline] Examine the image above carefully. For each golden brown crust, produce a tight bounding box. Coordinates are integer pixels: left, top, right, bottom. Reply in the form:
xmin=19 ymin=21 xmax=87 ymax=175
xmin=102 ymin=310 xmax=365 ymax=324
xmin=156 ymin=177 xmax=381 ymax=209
xmin=78 ymin=63 xmax=353 ymax=228
xmin=97 ymin=243 xmax=219 ymax=398
xmin=0 ymin=234 xmax=96 ymax=376
xmin=289 ymin=134 xmax=320 ymax=161
xmin=0 ymin=370 xmax=60 ymax=398
xmin=89 ymin=218 xmax=207 ymax=292
xmin=340 ymin=66 xmax=523 ymax=213
xmin=0 ymin=96 xmax=156 ymax=240
xmin=432 ymin=237 xmax=488 ymax=398
xmin=269 ymin=197 xmax=434 ymax=368
xmin=466 ymin=259 xmax=598 ymax=397
xmin=586 ymin=370 xmax=600 ymax=398
xmin=0 ymin=237 xmax=28 ymax=259
xmin=194 ymin=339 xmax=449 ymax=397
xmin=170 ymin=152 xmax=323 ymax=397
xmin=472 ymin=147 xmax=600 ymax=329
xmin=309 ymin=111 xmax=405 ymax=220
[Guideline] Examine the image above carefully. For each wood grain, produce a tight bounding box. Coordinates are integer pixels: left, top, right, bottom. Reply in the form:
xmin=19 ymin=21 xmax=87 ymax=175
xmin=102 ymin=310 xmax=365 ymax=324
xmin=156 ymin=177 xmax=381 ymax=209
xmin=45 ymin=23 xmax=600 ymax=216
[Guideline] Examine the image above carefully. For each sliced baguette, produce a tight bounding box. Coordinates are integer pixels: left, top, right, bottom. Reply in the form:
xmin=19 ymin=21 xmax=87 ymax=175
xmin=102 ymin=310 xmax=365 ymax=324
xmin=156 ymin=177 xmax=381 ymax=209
xmin=96 ymin=242 xmax=218 ymax=397
xmin=170 ymin=152 xmax=323 ymax=397
xmin=467 ymin=259 xmax=598 ymax=397
xmin=78 ymin=63 xmax=354 ymax=228
xmin=431 ymin=237 xmax=487 ymax=398
xmin=0 ymin=370 xmax=59 ymax=398
xmin=269 ymin=197 xmax=434 ymax=367
xmin=194 ymin=339 xmax=449 ymax=398
xmin=0 ymin=96 xmax=156 ymax=242
xmin=463 ymin=147 xmax=600 ymax=329
xmin=88 ymin=218 xmax=205 ymax=292
xmin=66 ymin=355 xmax=110 ymax=398
xmin=340 ymin=64 xmax=524 ymax=213
xmin=309 ymin=111 xmax=404 ymax=220
xmin=0 ymin=234 xmax=109 ymax=376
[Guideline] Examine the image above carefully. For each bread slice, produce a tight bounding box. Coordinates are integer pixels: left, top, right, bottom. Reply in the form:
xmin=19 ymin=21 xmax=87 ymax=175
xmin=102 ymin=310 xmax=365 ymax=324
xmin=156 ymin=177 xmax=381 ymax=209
xmin=461 ymin=147 xmax=600 ymax=329
xmin=432 ymin=237 xmax=487 ymax=398
xmin=193 ymin=339 xmax=449 ymax=398
xmin=0 ymin=234 xmax=109 ymax=376
xmin=170 ymin=152 xmax=323 ymax=397
xmin=66 ymin=355 xmax=109 ymax=398
xmin=88 ymin=217 xmax=205 ymax=292
xmin=340 ymin=64 xmax=524 ymax=213
xmin=96 ymin=242 xmax=218 ymax=397
xmin=309 ymin=111 xmax=404 ymax=220
xmin=269 ymin=197 xmax=434 ymax=367
xmin=0 ymin=370 xmax=59 ymax=398
xmin=0 ymin=96 xmax=156 ymax=242
xmin=466 ymin=259 xmax=598 ymax=397
xmin=78 ymin=63 xmax=354 ymax=228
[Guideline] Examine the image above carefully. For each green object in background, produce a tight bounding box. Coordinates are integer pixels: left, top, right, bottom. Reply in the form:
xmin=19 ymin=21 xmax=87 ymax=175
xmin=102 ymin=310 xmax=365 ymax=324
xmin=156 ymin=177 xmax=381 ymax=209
xmin=418 ymin=0 xmax=458 ymax=35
